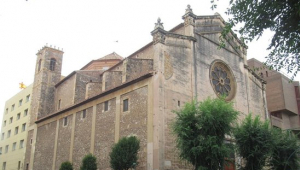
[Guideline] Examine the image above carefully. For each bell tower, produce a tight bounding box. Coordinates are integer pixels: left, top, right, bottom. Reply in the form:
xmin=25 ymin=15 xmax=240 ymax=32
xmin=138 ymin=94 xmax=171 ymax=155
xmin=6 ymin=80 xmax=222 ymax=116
xmin=29 ymin=45 xmax=64 ymax=125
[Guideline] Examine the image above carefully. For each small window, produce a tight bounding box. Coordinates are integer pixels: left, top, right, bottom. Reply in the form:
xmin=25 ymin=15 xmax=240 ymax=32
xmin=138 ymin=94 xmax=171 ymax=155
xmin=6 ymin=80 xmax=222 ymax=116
xmin=11 ymin=104 xmax=15 ymax=111
xmin=19 ymin=99 xmax=23 ymax=106
xmin=30 ymin=138 xmax=33 ymax=145
xmin=18 ymin=161 xmax=21 ymax=170
xmin=104 ymin=101 xmax=109 ymax=111
xmin=178 ymin=100 xmax=180 ymax=107
xmin=2 ymin=162 xmax=6 ymax=170
xmin=38 ymin=59 xmax=42 ymax=71
xmin=12 ymin=142 xmax=16 ymax=151
xmin=266 ymin=71 xmax=268 ymax=77
xmin=50 ymin=58 xmax=56 ymax=71
xmin=63 ymin=117 xmax=68 ymax=126
xmin=5 ymin=145 xmax=9 ymax=153
xmin=260 ymin=72 xmax=263 ymax=78
xmin=9 ymin=117 xmax=13 ymax=123
xmin=5 ymin=108 xmax=8 ymax=114
xmin=0 ymin=147 xmax=2 ymax=155
xmin=123 ymin=99 xmax=129 ymax=112
xmin=22 ymin=123 xmax=26 ymax=132
xmin=3 ymin=120 xmax=6 ymax=127
xmin=24 ymin=109 xmax=28 ymax=117
xmin=1 ymin=133 xmax=4 ymax=140
xmin=17 ymin=113 xmax=21 ymax=120
xmin=58 ymin=99 xmax=61 ymax=109
xmin=7 ymin=130 xmax=11 ymax=138
xmin=82 ymin=109 xmax=86 ymax=119
xmin=26 ymin=95 xmax=30 ymax=102
xmin=20 ymin=140 xmax=24 ymax=148
xmin=26 ymin=163 xmax=29 ymax=170
xmin=15 ymin=126 xmax=19 ymax=135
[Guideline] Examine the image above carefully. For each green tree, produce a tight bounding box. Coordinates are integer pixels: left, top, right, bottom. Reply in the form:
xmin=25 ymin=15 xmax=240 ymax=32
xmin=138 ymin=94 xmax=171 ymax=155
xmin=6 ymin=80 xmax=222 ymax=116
xmin=80 ymin=154 xmax=97 ymax=170
xmin=269 ymin=129 xmax=300 ymax=170
xmin=212 ymin=0 xmax=300 ymax=79
xmin=59 ymin=161 xmax=73 ymax=170
xmin=172 ymin=98 xmax=238 ymax=170
xmin=233 ymin=114 xmax=273 ymax=170
xmin=109 ymin=136 xmax=140 ymax=170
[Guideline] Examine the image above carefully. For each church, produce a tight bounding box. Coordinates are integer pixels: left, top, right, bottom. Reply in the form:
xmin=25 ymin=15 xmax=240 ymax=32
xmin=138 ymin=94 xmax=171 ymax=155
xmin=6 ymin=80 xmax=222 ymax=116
xmin=24 ymin=5 xmax=267 ymax=170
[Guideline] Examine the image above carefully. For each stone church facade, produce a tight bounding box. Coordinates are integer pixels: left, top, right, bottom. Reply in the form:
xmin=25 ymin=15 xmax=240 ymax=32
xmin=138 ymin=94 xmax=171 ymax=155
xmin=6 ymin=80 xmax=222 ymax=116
xmin=24 ymin=6 xmax=267 ymax=170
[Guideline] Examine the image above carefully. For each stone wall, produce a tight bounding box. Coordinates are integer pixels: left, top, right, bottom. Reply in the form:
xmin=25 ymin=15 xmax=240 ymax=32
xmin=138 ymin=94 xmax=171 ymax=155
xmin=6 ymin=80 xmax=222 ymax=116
xmin=33 ymin=121 xmax=57 ymax=170
xmin=120 ymin=86 xmax=148 ymax=170
xmin=94 ymin=98 xmax=116 ymax=169
xmin=86 ymin=82 xmax=102 ymax=99
xmin=24 ymin=130 xmax=33 ymax=168
xmin=72 ymin=107 xmax=93 ymax=170
xmin=55 ymin=74 xmax=76 ymax=110
xmin=104 ymin=71 xmax=122 ymax=91
xmin=125 ymin=59 xmax=153 ymax=82
xmin=55 ymin=114 xmax=73 ymax=170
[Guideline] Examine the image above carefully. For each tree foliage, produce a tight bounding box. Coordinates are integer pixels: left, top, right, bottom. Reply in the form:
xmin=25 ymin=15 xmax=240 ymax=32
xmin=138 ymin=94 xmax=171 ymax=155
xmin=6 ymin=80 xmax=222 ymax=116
xmin=109 ymin=136 xmax=140 ymax=170
xmin=172 ymin=98 xmax=238 ymax=170
xmin=233 ymin=114 xmax=273 ymax=170
xmin=80 ymin=154 xmax=97 ymax=170
xmin=59 ymin=161 xmax=73 ymax=170
xmin=212 ymin=0 xmax=300 ymax=79
xmin=269 ymin=129 xmax=300 ymax=170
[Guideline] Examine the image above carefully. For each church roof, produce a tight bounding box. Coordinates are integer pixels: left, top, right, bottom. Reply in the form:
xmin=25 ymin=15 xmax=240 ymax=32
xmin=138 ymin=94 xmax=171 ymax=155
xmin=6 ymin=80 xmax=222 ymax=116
xmin=97 ymin=52 xmax=123 ymax=60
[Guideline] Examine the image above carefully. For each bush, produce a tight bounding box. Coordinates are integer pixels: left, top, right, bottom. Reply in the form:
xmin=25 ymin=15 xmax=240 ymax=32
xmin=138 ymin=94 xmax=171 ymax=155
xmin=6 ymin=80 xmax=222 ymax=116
xmin=172 ymin=98 xmax=239 ymax=170
xmin=269 ymin=129 xmax=299 ymax=170
xmin=110 ymin=136 xmax=140 ymax=170
xmin=59 ymin=161 xmax=73 ymax=170
xmin=80 ymin=154 xmax=97 ymax=170
xmin=233 ymin=114 xmax=273 ymax=170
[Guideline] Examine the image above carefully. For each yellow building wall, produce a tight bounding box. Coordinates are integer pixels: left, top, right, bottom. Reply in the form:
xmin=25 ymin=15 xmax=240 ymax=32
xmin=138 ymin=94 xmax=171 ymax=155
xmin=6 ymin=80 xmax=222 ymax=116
xmin=0 ymin=84 xmax=32 ymax=170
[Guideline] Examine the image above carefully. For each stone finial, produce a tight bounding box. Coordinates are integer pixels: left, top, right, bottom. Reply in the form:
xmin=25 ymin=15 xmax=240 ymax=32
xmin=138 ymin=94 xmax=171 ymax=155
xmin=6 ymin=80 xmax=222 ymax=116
xmin=154 ymin=17 xmax=164 ymax=30
xmin=214 ymin=12 xmax=220 ymax=16
xmin=185 ymin=4 xmax=193 ymax=14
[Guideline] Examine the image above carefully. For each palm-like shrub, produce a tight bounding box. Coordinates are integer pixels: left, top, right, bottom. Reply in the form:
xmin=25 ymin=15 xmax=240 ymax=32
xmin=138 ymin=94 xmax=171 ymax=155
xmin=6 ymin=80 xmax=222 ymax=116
xmin=172 ymin=98 xmax=238 ymax=170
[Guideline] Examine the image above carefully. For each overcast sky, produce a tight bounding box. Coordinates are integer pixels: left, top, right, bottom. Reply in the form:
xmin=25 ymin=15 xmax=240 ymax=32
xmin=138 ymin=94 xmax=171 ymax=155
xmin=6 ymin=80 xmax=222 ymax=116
xmin=0 ymin=0 xmax=298 ymax=126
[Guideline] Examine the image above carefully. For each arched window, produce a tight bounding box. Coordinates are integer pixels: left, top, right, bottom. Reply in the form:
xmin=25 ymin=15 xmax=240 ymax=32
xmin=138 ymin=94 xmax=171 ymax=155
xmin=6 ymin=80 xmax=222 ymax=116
xmin=266 ymin=71 xmax=268 ymax=77
xmin=50 ymin=58 xmax=56 ymax=71
xmin=38 ymin=59 xmax=42 ymax=71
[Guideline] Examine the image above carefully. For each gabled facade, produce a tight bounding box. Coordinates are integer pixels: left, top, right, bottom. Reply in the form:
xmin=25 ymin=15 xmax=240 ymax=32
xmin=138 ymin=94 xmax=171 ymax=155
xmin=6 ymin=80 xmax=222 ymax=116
xmin=24 ymin=6 xmax=267 ymax=170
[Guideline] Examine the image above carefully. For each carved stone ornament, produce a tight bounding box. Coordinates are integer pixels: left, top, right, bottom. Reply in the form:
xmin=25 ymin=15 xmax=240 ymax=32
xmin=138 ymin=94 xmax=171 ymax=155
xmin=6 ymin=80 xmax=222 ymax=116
xmin=185 ymin=4 xmax=193 ymax=14
xmin=153 ymin=32 xmax=165 ymax=44
xmin=184 ymin=16 xmax=195 ymax=26
xmin=154 ymin=17 xmax=164 ymax=30
xmin=210 ymin=60 xmax=236 ymax=101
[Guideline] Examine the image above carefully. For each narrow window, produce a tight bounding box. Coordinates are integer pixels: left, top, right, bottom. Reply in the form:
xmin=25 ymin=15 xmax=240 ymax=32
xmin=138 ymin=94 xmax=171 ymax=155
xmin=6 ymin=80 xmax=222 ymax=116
xmin=11 ymin=104 xmax=15 ymax=111
xmin=17 ymin=113 xmax=21 ymax=120
xmin=2 ymin=162 xmax=6 ymax=170
xmin=0 ymin=147 xmax=2 ymax=155
xmin=5 ymin=145 xmax=9 ymax=153
xmin=5 ymin=108 xmax=8 ymax=114
xmin=123 ymin=99 xmax=129 ymax=112
xmin=30 ymin=138 xmax=33 ymax=145
xmin=19 ymin=99 xmax=23 ymax=106
xmin=82 ymin=109 xmax=86 ymax=119
xmin=9 ymin=117 xmax=13 ymax=123
xmin=50 ymin=58 xmax=56 ymax=71
xmin=58 ymin=99 xmax=61 ymax=109
xmin=24 ymin=109 xmax=28 ymax=117
xmin=1 ymin=133 xmax=4 ymax=140
xmin=18 ymin=161 xmax=21 ymax=170
xmin=15 ymin=126 xmax=19 ymax=135
xmin=7 ymin=130 xmax=11 ymax=138
xmin=260 ymin=72 xmax=263 ymax=78
xmin=26 ymin=163 xmax=29 ymax=170
xmin=12 ymin=142 xmax=16 ymax=151
xmin=26 ymin=95 xmax=30 ymax=102
xmin=38 ymin=59 xmax=42 ymax=71
xmin=63 ymin=117 xmax=68 ymax=126
xmin=266 ymin=71 xmax=268 ymax=77
xmin=104 ymin=101 xmax=109 ymax=111
xmin=3 ymin=121 xmax=6 ymax=127
xmin=178 ymin=100 xmax=180 ymax=107
xmin=22 ymin=123 xmax=26 ymax=132
xmin=20 ymin=140 xmax=24 ymax=149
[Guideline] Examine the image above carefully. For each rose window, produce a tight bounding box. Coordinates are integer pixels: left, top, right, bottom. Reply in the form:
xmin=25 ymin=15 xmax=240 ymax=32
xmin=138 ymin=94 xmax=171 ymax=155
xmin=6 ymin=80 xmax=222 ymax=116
xmin=210 ymin=60 xmax=236 ymax=101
